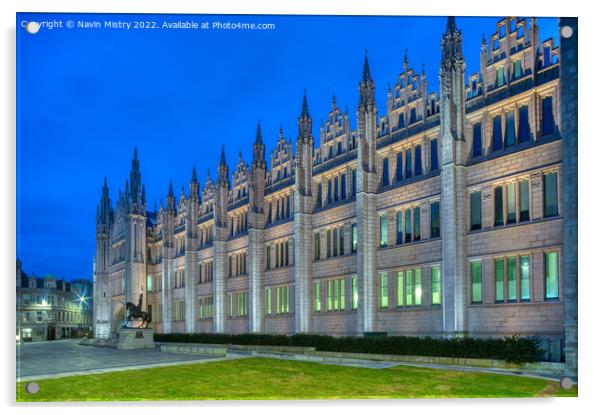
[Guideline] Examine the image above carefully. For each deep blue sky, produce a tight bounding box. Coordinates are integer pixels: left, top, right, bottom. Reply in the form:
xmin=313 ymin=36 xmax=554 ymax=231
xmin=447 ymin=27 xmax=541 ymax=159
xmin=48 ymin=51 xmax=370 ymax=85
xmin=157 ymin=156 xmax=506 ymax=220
xmin=16 ymin=13 xmax=559 ymax=280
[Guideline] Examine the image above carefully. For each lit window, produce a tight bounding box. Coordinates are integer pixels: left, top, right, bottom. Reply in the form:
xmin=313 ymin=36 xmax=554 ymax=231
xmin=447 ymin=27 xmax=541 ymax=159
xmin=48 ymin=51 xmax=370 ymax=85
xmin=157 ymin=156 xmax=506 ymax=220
xmin=470 ymin=260 xmax=483 ymax=303
xmin=505 ymin=110 xmax=516 ymax=147
xmin=431 ymin=266 xmax=441 ymax=305
xmin=470 ymin=192 xmax=482 ymax=231
xmin=544 ymin=172 xmax=559 ymax=217
xmin=508 ymin=257 xmax=517 ymax=301
xmin=351 ymin=276 xmax=358 ymax=310
xmin=380 ymin=216 xmax=388 ymax=247
xmin=351 ymin=224 xmax=357 ymax=253
xmin=430 ymin=202 xmax=440 ymax=238
xmin=495 ymin=258 xmax=504 ymax=302
xmin=545 ymin=252 xmax=559 ymax=300
xmin=520 ymin=256 xmax=531 ymax=301
xmin=507 ymin=182 xmax=516 ymax=224
xmin=380 ymin=272 xmax=389 ymax=308
xmin=314 ymin=282 xmax=321 ymax=312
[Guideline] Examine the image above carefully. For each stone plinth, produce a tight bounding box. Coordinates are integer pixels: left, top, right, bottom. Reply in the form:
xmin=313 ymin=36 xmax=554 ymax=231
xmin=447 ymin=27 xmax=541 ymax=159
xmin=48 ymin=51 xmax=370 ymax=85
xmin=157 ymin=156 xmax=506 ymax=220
xmin=117 ymin=328 xmax=155 ymax=350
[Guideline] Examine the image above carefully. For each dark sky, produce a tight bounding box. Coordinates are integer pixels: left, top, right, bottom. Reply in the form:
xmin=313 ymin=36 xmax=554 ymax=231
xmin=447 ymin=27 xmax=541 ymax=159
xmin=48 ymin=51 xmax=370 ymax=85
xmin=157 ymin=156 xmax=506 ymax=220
xmin=16 ymin=13 xmax=559 ymax=280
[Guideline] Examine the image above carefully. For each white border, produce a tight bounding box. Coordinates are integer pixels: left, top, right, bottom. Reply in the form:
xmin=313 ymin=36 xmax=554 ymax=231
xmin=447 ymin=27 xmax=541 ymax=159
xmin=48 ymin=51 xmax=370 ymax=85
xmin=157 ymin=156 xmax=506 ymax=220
xmin=2 ymin=1 xmax=599 ymax=414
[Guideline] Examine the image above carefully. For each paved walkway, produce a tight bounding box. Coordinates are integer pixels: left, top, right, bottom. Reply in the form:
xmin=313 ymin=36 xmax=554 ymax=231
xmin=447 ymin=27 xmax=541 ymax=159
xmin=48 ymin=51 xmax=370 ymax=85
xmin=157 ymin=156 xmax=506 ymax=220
xmin=17 ymin=340 xmax=229 ymax=382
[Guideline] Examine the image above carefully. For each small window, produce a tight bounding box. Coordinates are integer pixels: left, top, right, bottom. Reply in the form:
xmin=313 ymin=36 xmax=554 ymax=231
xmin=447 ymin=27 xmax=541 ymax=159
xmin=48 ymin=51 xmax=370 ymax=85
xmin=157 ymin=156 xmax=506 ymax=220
xmin=405 ymin=150 xmax=412 ymax=178
xmin=507 ymin=182 xmax=516 ymax=224
xmin=495 ymin=259 xmax=505 ymax=302
xmin=494 ymin=186 xmax=504 ymax=226
xmin=314 ymin=282 xmax=321 ymax=312
xmin=351 ymin=224 xmax=357 ymax=253
xmin=492 ymin=115 xmax=503 ymax=151
xmin=396 ymin=271 xmax=404 ymax=307
xmin=410 ymin=107 xmax=417 ymax=124
xmin=396 ymin=211 xmax=403 ymax=245
xmin=430 ymin=139 xmax=439 ymax=171
xmin=496 ymin=67 xmax=505 ymax=87
xmin=405 ymin=270 xmax=414 ymax=306
xmin=545 ymin=252 xmax=559 ymax=300
xmin=519 ymin=180 xmax=530 ymax=222
xmin=413 ymin=206 xmax=421 ymax=241
xmin=472 ymin=123 xmax=482 ymax=157
xmin=431 ymin=266 xmax=441 ymax=305
xmin=508 ymin=257 xmax=517 ymax=301
xmin=518 ymin=105 xmax=530 ymax=143
xmin=430 ymin=201 xmax=440 ymax=238
xmin=351 ymin=276 xmax=358 ymax=310
xmin=380 ymin=216 xmax=388 ymax=247
xmin=314 ymin=232 xmax=321 ymax=260
xmin=520 ymin=256 xmax=531 ymax=301
xmin=380 ymin=272 xmax=389 ymax=308
xmin=513 ymin=60 xmax=522 ymax=80
xmin=396 ymin=152 xmax=404 ymax=181
xmin=505 ymin=110 xmax=516 ymax=147
xmin=470 ymin=192 xmax=482 ymax=231
xmin=398 ymin=113 xmax=405 ymax=129
xmin=471 ymin=260 xmax=483 ymax=303
xmin=382 ymin=157 xmax=390 ymax=186
xmin=541 ymin=96 xmax=555 ymax=136
xmin=543 ymin=172 xmax=559 ymax=217
xmin=415 ymin=145 xmax=423 ymax=176
xmin=405 ymin=209 xmax=412 ymax=242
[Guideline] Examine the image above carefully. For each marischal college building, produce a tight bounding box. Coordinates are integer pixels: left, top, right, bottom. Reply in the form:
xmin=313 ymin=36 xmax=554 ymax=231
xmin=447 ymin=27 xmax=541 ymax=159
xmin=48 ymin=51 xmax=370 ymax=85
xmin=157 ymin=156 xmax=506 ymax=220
xmin=93 ymin=17 xmax=578 ymax=367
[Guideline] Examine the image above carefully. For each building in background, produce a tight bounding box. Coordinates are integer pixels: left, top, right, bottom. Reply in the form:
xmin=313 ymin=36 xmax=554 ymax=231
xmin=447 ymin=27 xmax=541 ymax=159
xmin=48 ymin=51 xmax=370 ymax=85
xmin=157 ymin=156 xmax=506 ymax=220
xmin=17 ymin=260 xmax=93 ymax=342
xmin=94 ymin=17 xmax=573 ymax=365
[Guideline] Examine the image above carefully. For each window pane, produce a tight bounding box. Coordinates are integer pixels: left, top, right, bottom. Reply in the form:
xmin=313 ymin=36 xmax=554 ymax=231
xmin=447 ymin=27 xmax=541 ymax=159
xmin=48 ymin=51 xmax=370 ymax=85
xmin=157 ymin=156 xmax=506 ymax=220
xmin=327 ymin=280 xmax=332 ymax=311
xmin=518 ymin=105 xmax=530 ymax=143
xmin=405 ymin=209 xmax=412 ymax=242
xmin=472 ymin=123 xmax=482 ymax=157
xmin=380 ymin=216 xmax=388 ymax=247
xmin=396 ymin=211 xmax=403 ymax=244
xmin=544 ymin=172 xmax=559 ymax=217
xmin=430 ymin=202 xmax=440 ymax=238
xmin=505 ymin=110 xmax=516 ymax=147
xmin=542 ymin=96 xmax=555 ymax=136
xmin=494 ymin=186 xmax=504 ymax=226
xmin=430 ymin=139 xmax=439 ymax=171
xmin=431 ymin=266 xmax=441 ymax=305
xmin=520 ymin=256 xmax=530 ymax=301
xmin=352 ymin=224 xmax=357 ymax=253
xmin=496 ymin=67 xmax=505 ymax=87
xmin=405 ymin=270 xmax=414 ymax=306
xmin=545 ymin=252 xmax=559 ymax=299
xmin=340 ymin=279 xmax=346 ymax=310
xmin=341 ymin=174 xmax=347 ymax=200
xmin=380 ymin=272 xmax=388 ymax=308
xmin=333 ymin=279 xmax=339 ymax=310
xmin=495 ymin=259 xmax=505 ymax=302
xmin=471 ymin=261 xmax=483 ymax=303
xmin=413 ymin=206 xmax=421 ymax=241
xmin=405 ymin=150 xmax=412 ymax=178
xmin=414 ymin=268 xmax=422 ymax=306
xmin=508 ymin=257 xmax=517 ymax=301
xmin=519 ymin=180 xmax=530 ymax=221
xmin=382 ymin=157 xmax=389 ymax=186
xmin=397 ymin=271 xmax=404 ymax=306
xmin=492 ymin=115 xmax=503 ymax=151
xmin=339 ymin=225 xmax=345 ymax=256
xmin=314 ymin=232 xmax=320 ymax=260
xmin=314 ymin=282 xmax=321 ymax=312
xmin=415 ymin=145 xmax=423 ymax=176
xmin=471 ymin=192 xmax=482 ymax=230
xmin=326 ymin=229 xmax=332 ymax=257
xmin=333 ymin=228 xmax=338 ymax=257
xmin=352 ymin=276 xmax=358 ymax=310
xmin=507 ymin=182 xmax=516 ymax=223
xmin=396 ymin=152 xmax=403 ymax=181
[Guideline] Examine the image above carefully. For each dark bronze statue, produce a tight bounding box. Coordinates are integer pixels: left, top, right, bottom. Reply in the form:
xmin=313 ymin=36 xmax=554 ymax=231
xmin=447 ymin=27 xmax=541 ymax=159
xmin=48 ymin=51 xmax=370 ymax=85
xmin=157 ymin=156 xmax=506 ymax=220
xmin=123 ymin=293 xmax=152 ymax=329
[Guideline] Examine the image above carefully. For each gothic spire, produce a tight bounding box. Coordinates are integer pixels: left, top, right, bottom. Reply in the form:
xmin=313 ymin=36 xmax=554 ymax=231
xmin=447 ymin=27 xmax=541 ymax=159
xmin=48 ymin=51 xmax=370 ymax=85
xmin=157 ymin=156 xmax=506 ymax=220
xmin=301 ymin=89 xmax=310 ymax=118
xmin=255 ymin=121 xmax=263 ymax=145
xmin=446 ymin=16 xmax=457 ymax=33
xmin=191 ymin=165 xmax=198 ymax=183
xmin=403 ymin=48 xmax=409 ymax=72
xmin=168 ymin=180 xmax=174 ymax=198
xmin=220 ymin=144 xmax=227 ymax=167
xmin=362 ymin=50 xmax=372 ymax=81
xmin=298 ymin=91 xmax=313 ymax=141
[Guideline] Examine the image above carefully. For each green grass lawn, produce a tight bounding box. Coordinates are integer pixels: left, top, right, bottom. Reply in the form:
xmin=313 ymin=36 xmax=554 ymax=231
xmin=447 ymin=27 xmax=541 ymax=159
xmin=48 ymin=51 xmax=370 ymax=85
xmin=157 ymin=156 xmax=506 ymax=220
xmin=17 ymin=357 xmax=577 ymax=401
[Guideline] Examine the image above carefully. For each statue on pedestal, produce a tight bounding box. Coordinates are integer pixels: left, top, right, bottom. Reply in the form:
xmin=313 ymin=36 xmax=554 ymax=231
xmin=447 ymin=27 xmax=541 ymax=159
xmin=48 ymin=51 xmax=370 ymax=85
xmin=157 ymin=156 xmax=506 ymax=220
xmin=122 ymin=293 xmax=152 ymax=329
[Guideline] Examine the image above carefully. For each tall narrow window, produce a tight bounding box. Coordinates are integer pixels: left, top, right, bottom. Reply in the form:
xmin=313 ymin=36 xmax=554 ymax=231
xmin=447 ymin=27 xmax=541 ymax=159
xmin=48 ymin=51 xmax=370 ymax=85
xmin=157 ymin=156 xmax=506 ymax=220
xmin=519 ymin=180 xmax=530 ymax=221
xmin=405 ymin=270 xmax=414 ymax=306
xmin=397 ymin=271 xmax=404 ymax=306
xmin=472 ymin=123 xmax=482 ymax=157
xmin=340 ymin=279 xmax=346 ymax=310
xmin=333 ymin=279 xmax=338 ymax=310
xmin=351 ymin=224 xmax=357 ymax=253
xmin=518 ymin=105 xmax=530 ymax=143
xmin=396 ymin=211 xmax=403 ymax=244
xmin=520 ymin=255 xmax=530 ymax=301
xmin=507 ymin=182 xmax=516 ymax=224
xmin=492 ymin=115 xmax=503 ymax=151
xmin=341 ymin=174 xmax=347 ymax=200
xmin=382 ymin=157 xmax=390 ymax=186
xmin=327 ymin=280 xmax=333 ymax=311
xmin=470 ymin=192 xmax=482 ymax=231
xmin=494 ymin=186 xmax=504 ymax=226
xmin=405 ymin=209 xmax=412 ymax=242
xmin=431 ymin=266 xmax=441 ymax=305
xmin=505 ymin=110 xmax=516 ymax=147
xmin=430 ymin=139 xmax=439 ymax=171
xmin=413 ymin=206 xmax=421 ymax=241
xmin=508 ymin=257 xmax=517 ymax=301
xmin=398 ymin=112 xmax=405 ymax=129
xmin=545 ymin=252 xmax=559 ymax=300
xmin=334 ymin=177 xmax=339 ymax=202
xmin=415 ymin=145 xmax=423 ymax=176
xmin=351 ymin=276 xmax=358 ymax=310
xmin=339 ymin=225 xmax=345 ymax=256
xmin=266 ymin=287 xmax=272 ymax=315
xmin=314 ymin=232 xmax=321 ymax=260
xmin=316 ymin=184 xmax=322 ymax=208
xmin=396 ymin=152 xmax=404 ymax=181
xmin=352 ymin=169 xmax=357 ymax=194
xmin=333 ymin=228 xmax=338 ymax=257
xmin=380 ymin=216 xmax=388 ymax=247
xmin=414 ymin=268 xmax=422 ymax=306
xmin=544 ymin=172 xmax=559 ymax=217
xmin=314 ymin=282 xmax=321 ymax=312
xmin=380 ymin=272 xmax=388 ymax=308
xmin=227 ymin=293 xmax=233 ymax=318
xmin=266 ymin=246 xmax=271 ymax=270
xmin=471 ymin=260 xmax=483 ymax=303
xmin=327 ymin=180 xmax=333 ymax=204
xmin=496 ymin=67 xmax=505 ymax=87
xmin=495 ymin=259 xmax=505 ymax=302
xmin=430 ymin=202 xmax=440 ymax=238
xmin=541 ymin=96 xmax=555 ymax=136
xmin=326 ymin=229 xmax=332 ymax=258
xmin=405 ymin=150 xmax=412 ymax=178
xmin=513 ymin=60 xmax=522 ymax=79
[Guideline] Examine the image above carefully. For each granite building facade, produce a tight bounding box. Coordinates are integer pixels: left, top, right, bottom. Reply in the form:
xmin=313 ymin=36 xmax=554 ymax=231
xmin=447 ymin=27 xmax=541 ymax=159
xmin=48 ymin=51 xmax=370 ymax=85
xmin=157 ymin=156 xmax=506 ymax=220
xmin=93 ymin=17 xmax=574 ymax=364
